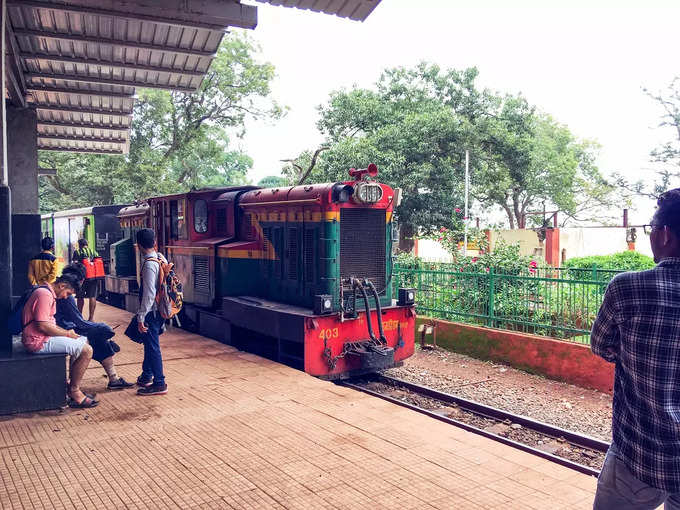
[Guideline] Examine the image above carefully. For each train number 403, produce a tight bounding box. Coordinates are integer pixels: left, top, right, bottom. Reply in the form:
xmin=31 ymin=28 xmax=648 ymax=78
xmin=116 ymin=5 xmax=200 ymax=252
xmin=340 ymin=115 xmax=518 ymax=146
xmin=319 ymin=328 xmax=339 ymax=340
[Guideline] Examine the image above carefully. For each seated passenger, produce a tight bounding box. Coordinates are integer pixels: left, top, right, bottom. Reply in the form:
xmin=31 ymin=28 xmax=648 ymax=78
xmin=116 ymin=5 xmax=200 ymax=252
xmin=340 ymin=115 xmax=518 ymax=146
xmin=21 ymin=272 xmax=98 ymax=408
xmin=28 ymin=236 xmax=57 ymax=285
xmin=57 ymin=264 xmax=132 ymax=391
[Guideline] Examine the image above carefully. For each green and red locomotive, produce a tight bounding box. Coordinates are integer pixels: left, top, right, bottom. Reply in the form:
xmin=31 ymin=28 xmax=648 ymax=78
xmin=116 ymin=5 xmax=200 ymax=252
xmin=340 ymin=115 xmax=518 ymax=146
xmin=106 ymin=165 xmax=416 ymax=378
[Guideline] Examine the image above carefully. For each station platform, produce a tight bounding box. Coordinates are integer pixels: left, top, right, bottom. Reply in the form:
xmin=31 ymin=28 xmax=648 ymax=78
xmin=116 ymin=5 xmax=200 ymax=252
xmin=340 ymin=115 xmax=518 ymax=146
xmin=0 ymin=304 xmax=597 ymax=509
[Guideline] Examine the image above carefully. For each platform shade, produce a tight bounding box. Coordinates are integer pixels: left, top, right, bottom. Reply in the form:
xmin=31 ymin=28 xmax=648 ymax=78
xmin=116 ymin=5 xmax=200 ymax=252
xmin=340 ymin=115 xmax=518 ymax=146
xmin=3 ymin=0 xmax=381 ymax=155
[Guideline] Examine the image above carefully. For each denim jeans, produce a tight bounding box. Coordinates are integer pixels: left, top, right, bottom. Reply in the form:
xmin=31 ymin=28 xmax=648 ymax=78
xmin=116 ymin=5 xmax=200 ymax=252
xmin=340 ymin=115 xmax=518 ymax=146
xmin=594 ymin=443 xmax=680 ymax=510
xmin=141 ymin=311 xmax=165 ymax=386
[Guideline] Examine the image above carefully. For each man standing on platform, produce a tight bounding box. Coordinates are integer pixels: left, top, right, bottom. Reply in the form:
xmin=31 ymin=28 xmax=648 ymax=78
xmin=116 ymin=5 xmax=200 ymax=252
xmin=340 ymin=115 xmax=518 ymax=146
xmin=135 ymin=228 xmax=168 ymax=396
xmin=591 ymin=188 xmax=680 ymax=509
xmin=73 ymin=238 xmax=99 ymax=321
xmin=28 ymin=236 xmax=57 ymax=286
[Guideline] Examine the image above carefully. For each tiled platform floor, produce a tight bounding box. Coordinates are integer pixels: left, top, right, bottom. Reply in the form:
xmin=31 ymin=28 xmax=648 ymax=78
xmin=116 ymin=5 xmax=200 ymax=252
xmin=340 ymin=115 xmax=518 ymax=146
xmin=0 ymin=304 xmax=598 ymax=509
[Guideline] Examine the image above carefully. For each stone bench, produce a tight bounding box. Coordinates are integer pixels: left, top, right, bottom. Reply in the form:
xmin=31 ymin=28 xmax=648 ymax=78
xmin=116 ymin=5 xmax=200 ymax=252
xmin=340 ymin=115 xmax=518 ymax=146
xmin=0 ymin=337 xmax=67 ymax=415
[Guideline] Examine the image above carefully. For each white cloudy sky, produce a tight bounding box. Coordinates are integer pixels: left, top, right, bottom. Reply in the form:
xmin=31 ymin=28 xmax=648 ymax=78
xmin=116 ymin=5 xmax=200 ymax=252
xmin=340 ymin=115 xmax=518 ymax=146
xmin=237 ymin=0 xmax=680 ymax=224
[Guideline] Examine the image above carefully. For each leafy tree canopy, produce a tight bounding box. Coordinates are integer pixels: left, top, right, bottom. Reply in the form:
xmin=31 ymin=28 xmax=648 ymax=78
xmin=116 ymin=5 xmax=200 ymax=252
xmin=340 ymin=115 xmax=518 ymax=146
xmin=39 ymin=32 xmax=282 ymax=213
xmin=257 ymin=175 xmax=288 ymax=187
xmin=284 ymin=62 xmax=615 ymax=250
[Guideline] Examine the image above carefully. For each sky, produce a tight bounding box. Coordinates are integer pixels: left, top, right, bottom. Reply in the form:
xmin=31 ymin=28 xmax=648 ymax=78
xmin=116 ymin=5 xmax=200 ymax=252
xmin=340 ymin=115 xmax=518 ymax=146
xmin=237 ymin=0 xmax=680 ymax=225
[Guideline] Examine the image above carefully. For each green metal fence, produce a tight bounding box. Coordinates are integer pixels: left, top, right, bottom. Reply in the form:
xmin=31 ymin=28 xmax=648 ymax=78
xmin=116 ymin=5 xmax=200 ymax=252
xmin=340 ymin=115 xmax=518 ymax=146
xmin=393 ymin=264 xmax=624 ymax=344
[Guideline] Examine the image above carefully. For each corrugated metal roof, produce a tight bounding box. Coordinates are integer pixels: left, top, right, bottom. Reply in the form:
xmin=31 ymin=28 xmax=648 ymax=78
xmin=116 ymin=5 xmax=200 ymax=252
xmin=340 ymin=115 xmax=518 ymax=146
xmin=6 ymin=0 xmax=249 ymax=155
xmin=255 ymin=0 xmax=381 ymax=21
xmin=4 ymin=0 xmax=380 ymax=155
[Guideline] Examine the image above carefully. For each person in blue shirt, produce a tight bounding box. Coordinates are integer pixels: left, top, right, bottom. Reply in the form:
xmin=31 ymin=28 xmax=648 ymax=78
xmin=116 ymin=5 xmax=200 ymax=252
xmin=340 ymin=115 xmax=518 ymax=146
xmin=56 ymin=263 xmax=133 ymax=391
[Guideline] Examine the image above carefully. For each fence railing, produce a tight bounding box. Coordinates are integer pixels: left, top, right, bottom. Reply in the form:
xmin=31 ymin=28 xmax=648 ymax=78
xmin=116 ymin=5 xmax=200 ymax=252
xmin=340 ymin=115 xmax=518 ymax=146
xmin=393 ymin=264 xmax=624 ymax=344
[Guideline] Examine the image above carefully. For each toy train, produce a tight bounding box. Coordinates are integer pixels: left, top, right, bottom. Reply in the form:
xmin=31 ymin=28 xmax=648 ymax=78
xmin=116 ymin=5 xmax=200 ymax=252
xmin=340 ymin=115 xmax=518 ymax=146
xmin=100 ymin=165 xmax=415 ymax=379
xmin=41 ymin=205 xmax=127 ymax=274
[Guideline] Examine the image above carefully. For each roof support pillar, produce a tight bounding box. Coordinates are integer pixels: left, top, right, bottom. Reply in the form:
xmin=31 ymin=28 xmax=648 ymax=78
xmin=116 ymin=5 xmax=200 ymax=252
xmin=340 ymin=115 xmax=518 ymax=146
xmin=1 ymin=0 xmax=12 ymax=357
xmin=7 ymin=105 xmax=39 ymax=305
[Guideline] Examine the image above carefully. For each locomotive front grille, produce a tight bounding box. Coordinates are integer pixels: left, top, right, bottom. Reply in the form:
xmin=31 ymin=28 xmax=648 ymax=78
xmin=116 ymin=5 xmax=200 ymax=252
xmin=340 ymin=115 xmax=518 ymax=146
xmin=340 ymin=208 xmax=386 ymax=293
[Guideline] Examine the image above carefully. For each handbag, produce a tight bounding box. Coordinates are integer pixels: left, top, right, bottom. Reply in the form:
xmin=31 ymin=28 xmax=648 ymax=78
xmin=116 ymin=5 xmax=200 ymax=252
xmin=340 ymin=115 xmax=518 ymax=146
xmin=124 ymin=316 xmax=144 ymax=344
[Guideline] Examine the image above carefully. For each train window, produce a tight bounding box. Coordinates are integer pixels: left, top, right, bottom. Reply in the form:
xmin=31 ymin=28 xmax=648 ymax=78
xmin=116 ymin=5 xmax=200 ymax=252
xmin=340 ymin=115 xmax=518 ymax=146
xmin=170 ymin=199 xmax=187 ymax=240
xmin=170 ymin=201 xmax=178 ymax=239
xmin=194 ymin=200 xmax=208 ymax=233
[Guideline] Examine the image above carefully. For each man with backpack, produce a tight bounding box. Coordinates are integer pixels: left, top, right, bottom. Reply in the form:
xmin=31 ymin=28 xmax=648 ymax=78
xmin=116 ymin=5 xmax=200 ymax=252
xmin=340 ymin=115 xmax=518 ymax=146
xmin=21 ymin=273 xmax=97 ymax=408
xmin=135 ymin=228 xmax=168 ymax=396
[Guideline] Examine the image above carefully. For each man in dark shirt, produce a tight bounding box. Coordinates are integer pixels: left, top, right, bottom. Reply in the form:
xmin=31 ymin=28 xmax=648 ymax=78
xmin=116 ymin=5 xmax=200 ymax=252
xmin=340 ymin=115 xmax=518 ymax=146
xmin=592 ymin=188 xmax=680 ymax=509
xmin=56 ymin=264 xmax=133 ymax=391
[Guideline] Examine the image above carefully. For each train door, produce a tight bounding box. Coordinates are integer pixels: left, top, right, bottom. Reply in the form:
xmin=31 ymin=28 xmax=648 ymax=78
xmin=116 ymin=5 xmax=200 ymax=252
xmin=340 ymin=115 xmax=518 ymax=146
xmin=68 ymin=216 xmax=84 ymax=264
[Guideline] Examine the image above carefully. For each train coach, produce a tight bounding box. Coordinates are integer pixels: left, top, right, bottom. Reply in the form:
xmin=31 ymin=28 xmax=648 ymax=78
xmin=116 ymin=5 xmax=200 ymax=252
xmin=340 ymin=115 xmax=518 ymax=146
xmin=41 ymin=205 xmax=127 ymax=274
xmin=106 ymin=165 xmax=416 ymax=379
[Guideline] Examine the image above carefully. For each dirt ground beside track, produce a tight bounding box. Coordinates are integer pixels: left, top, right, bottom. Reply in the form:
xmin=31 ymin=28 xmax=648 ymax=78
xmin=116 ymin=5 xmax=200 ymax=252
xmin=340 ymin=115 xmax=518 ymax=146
xmin=386 ymin=346 xmax=613 ymax=442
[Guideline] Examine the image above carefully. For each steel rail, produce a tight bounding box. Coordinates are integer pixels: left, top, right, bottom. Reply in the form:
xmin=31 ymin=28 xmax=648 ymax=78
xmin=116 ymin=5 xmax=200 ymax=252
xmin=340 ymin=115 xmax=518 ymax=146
xmin=339 ymin=375 xmax=608 ymax=477
xmin=377 ymin=374 xmax=610 ymax=452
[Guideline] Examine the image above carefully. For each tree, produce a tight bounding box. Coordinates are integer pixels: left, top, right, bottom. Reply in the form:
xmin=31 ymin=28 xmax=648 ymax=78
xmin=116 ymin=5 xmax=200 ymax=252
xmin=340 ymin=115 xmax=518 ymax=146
xmin=305 ymin=63 xmax=484 ymax=251
xmin=474 ymin=104 xmax=617 ymax=228
xmin=257 ymin=175 xmax=288 ymax=187
xmin=615 ymin=78 xmax=680 ymax=200
xmin=289 ymin=62 xmax=615 ymax=252
xmin=39 ymin=32 xmax=282 ymax=213
xmin=280 ymin=146 xmax=329 ymax=185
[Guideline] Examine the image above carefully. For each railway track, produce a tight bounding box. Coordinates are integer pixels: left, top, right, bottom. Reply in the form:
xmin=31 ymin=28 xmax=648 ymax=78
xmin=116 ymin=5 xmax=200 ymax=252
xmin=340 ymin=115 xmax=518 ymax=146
xmin=339 ymin=374 xmax=610 ymax=477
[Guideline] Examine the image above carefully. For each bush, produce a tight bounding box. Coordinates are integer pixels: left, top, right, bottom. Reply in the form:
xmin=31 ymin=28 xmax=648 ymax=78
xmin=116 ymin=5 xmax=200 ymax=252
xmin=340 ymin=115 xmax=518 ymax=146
xmin=563 ymin=251 xmax=655 ymax=272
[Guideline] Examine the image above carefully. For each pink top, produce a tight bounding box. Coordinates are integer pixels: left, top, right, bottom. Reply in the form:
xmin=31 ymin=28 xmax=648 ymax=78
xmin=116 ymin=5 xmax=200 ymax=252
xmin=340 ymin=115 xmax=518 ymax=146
xmin=21 ymin=284 xmax=57 ymax=352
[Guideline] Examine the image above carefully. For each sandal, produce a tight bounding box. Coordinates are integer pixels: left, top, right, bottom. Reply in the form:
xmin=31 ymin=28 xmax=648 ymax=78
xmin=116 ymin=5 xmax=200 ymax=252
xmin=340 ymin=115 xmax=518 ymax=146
xmin=65 ymin=384 xmax=97 ymax=402
xmin=69 ymin=396 xmax=99 ymax=409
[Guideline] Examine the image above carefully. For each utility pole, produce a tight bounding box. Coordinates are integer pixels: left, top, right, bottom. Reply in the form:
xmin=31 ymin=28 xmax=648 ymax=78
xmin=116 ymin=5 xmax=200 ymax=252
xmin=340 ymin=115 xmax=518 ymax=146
xmin=463 ymin=150 xmax=469 ymax=257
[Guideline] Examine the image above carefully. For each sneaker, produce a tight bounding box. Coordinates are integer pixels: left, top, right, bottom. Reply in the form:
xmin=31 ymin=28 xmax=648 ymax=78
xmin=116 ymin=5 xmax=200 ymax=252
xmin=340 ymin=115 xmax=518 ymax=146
xmin=107 ymin=377 xmax=134 ymax=390
xmin=136 ymin=375 xmax=153 ymax=388
xmin=137 ymin=383 xmax=168 ymax=396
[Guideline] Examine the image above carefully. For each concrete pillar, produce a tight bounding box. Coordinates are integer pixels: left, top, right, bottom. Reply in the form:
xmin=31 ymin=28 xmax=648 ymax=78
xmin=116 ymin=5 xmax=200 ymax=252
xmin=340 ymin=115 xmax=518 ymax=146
xmin=0 ymin=185 xmax=10 ymax=357
xmin=545 ymin=228 xmax=560 ymax=267
xmin=7 ymin=105 xmax=38 ymax=214
xmin=7 ymin=106 xmax=39 ymax=297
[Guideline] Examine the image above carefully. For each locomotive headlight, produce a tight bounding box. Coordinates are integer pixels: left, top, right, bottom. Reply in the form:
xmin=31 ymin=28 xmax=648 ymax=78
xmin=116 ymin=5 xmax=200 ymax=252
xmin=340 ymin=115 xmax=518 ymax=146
xmin=354 ymin=183 xmax=383 ymax=204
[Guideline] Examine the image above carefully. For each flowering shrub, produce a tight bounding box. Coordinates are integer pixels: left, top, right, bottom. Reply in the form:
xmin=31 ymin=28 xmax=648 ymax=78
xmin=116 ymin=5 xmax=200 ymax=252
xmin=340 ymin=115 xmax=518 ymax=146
xmin=429 ymin=208 xmax=489 ymax=255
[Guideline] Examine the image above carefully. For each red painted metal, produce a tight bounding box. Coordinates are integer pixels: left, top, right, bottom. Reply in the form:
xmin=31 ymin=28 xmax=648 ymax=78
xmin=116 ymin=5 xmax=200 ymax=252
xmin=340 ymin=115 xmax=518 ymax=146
xmin=303 ymin=306 xmax=415 ymax=377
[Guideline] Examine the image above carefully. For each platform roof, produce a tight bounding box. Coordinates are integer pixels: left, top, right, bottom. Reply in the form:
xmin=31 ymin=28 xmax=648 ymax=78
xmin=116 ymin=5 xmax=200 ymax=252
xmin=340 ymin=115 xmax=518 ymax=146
xmin=4 ymin=0 xmax=381 ymax=156
xmin=255 ymin=1 xmax=381 ymax=22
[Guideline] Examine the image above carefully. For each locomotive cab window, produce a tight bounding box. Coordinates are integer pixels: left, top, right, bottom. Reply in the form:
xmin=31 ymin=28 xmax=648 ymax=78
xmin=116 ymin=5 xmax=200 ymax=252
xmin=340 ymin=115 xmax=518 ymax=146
xmin=194 ymin=199 xmax=208 ymax=233
xmin=170 ymin=199 xmax=187 ymax=240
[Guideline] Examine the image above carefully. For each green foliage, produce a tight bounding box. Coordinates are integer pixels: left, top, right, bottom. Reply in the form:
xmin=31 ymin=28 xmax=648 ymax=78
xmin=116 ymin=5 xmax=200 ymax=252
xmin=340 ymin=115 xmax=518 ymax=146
xmin=394 ymin=250 xmax=614 ymax=344
xmin=287 ymin=61 xmax=617 ymax=250
xmin=563 ymin=251 xmax=656 ymax=272
xmin=39 ymin=32 xmax=282 ymax=213
xmin=257 ymin=175 xmax=288 ymax=188
xmin=427 ymin=208 xmax=489 ymax=255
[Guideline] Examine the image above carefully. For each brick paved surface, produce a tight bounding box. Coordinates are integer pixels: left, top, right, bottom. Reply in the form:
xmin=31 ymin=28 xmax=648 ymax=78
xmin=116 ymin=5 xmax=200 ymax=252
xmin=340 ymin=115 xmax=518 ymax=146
xmin=0 ymin=304 xmax=599 ymax=509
